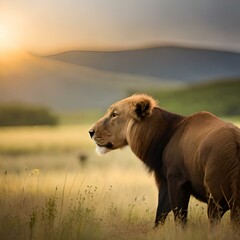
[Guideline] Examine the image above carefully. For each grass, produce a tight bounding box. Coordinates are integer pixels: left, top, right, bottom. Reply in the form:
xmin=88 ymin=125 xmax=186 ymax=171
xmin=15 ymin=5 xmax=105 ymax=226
xmin=0 ymin=167 xmax=157 ymax=240
xmin=1 ymin=122 xmax=240 ymax=239
xmin=0 ymin=169 xmax=239 ymax=240
xmin=0 ymin=124 xmax=92 ymax=155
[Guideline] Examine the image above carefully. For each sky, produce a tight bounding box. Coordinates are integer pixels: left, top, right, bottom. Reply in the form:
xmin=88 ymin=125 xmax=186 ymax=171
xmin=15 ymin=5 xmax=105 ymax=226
xmin=1 ymin=0 xmax=240 ymax=54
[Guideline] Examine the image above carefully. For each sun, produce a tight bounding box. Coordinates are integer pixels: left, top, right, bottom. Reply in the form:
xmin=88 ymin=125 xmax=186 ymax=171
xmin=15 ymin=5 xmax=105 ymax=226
xmin=0 ymin=11 xmax=24 ymax=58
xmin=0 ymin=23 xmax=19 ymax=54
xmin=0 ymin=23 xmax=25 ymax=63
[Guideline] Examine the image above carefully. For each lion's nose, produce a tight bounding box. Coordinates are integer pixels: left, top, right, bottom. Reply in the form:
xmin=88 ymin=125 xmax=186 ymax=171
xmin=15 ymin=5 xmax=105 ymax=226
xmin=89 ymin=130 xmax=95 ymax=139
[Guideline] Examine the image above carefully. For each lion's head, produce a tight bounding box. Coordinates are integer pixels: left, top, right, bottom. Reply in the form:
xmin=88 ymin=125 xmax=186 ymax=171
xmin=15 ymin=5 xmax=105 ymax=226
xmin=89 ymin=94 xmax=157 ymax=155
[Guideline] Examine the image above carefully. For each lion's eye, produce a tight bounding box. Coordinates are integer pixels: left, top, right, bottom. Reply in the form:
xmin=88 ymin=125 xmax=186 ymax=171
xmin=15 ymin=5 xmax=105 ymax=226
xmin=112 ymin=111 xmax=118 ymax=118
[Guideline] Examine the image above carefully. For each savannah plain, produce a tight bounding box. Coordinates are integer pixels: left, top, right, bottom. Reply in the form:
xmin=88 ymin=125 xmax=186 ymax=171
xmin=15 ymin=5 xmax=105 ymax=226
xmin=0 ymin=115 xmax=240 ymax=240
xmin=1 ymin=45 xmax=240 ymax=240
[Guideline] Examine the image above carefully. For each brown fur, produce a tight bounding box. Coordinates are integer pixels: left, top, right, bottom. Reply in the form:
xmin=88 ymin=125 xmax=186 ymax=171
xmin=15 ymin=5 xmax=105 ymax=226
xmin=89 ymin=94 xmax=240 ymax=226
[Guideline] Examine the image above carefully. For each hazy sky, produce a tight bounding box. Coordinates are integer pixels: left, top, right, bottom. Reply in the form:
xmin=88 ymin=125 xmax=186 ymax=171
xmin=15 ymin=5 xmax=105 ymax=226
xmin=1 ymin=0 xmax=240 ymax=54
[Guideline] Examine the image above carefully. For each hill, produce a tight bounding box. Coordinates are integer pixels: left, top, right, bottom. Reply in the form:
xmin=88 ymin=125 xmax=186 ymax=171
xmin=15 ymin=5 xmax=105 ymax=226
xmin=146 ymin=79 xmax=240 ymax=117
xmin=47 ymin=46 xmax=240 ymax=83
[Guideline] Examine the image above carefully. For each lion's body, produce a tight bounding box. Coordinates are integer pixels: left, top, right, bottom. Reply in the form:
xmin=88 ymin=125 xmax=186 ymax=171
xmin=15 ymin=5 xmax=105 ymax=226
xmin=166 ymin=112 xmax=240 ymax=205
xmin=89 ymin=94 xmax=240 ymax=226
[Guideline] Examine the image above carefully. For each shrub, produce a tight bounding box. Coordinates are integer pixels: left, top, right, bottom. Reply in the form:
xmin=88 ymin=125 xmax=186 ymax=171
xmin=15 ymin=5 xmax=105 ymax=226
xmin=0 ymin=104 xmax=58 ymax=126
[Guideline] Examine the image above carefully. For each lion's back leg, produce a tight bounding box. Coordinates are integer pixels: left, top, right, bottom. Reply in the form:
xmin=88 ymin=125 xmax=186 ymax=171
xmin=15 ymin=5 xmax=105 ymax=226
xmin=204 ymin=171 xmax=230 ymax=224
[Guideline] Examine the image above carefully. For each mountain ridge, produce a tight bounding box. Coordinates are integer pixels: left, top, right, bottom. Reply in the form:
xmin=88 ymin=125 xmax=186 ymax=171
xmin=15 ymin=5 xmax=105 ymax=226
xmin=48 ymin=45 xmax=240 ymax=55
xmin=47 ymin=46 xmax=240 ymax=83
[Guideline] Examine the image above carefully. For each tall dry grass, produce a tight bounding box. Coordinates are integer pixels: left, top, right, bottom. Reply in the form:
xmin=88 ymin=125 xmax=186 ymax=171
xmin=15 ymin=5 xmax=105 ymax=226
xmin=0 ymin=166 xmax=239 ymax=240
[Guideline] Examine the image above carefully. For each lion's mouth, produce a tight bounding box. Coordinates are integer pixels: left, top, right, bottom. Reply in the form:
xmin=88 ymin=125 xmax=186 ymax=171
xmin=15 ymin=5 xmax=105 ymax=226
xmin=96 ymin=142 xmax=113 ymax=149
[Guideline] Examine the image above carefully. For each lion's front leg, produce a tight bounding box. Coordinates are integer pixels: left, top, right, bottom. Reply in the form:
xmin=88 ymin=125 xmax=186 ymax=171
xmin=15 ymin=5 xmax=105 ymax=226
xmin=155 ymin=179 xmax=171 ymax=227
xmin=167 ymin=176 xmax=191 ymax=226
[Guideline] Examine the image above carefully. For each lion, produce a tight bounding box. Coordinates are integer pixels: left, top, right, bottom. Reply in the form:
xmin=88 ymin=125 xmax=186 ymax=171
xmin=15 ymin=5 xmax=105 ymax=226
xmin=89 ymin=94 xmax=240 ymax=227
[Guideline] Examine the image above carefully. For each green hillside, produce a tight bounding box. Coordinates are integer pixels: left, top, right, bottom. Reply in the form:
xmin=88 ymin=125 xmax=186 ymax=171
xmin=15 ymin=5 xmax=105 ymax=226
xmin=147 ymin=80 xmax=240 ymax=117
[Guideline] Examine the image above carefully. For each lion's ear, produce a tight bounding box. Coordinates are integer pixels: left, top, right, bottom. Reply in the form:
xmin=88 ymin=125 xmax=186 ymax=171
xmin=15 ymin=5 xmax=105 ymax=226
xmin=132 ymin=95 xmax=156 ymax=120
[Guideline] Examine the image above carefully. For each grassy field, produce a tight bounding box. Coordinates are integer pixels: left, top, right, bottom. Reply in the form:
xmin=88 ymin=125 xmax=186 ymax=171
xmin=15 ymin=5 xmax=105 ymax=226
xmin=141 ymin=79 xmax=240 ymax=117
xmin=0 ymin=122 xmax=240 ymax=240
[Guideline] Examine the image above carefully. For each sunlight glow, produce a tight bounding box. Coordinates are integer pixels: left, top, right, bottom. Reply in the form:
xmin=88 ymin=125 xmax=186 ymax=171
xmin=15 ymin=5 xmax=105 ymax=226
xmin=0 ymin=23 xmax=19 ymax=53
xmin=0 ymin=9 xmax=24 ymax=61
